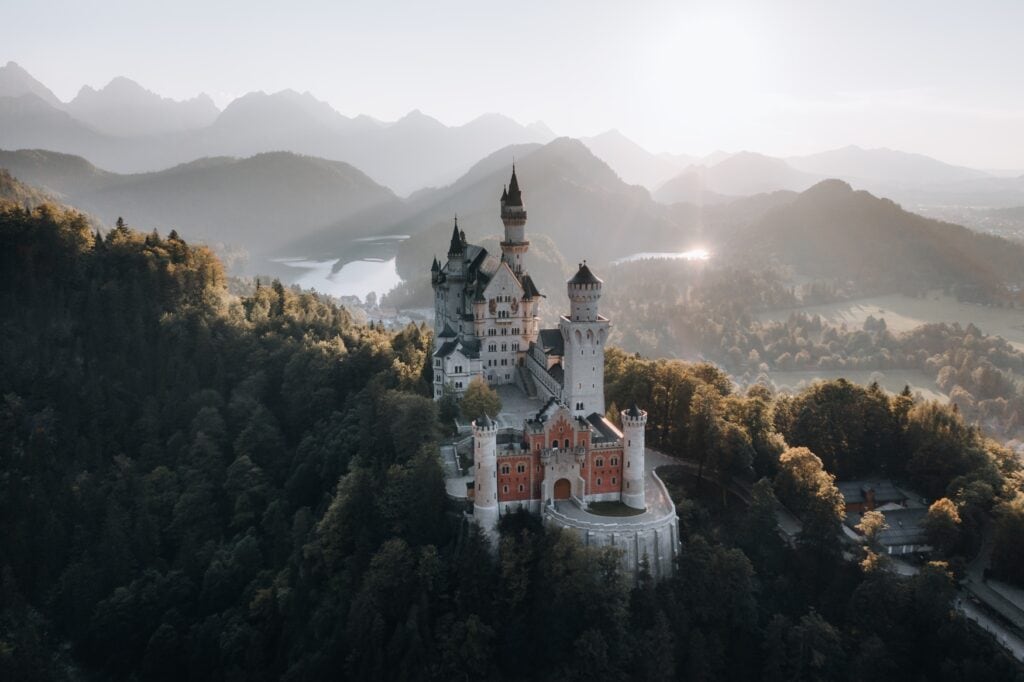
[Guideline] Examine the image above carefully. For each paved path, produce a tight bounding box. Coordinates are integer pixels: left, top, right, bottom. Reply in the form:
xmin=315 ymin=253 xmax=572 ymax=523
xmin=441 ymin=443 xmax=472 ymax=500
xmin=956 ymin=597 xmax=1024 ymax=663
xmin=963 ymin=526 xmax=1024 ymax=634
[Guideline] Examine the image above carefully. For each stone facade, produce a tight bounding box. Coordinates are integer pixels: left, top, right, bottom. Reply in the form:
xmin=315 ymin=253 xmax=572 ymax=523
xmin=433 ymin=168 xmax=679 ymax=579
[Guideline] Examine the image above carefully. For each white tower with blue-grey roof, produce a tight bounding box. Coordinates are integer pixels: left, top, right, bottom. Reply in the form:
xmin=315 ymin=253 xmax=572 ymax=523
xmin=560 ymin=262 xmax=610 ymax=418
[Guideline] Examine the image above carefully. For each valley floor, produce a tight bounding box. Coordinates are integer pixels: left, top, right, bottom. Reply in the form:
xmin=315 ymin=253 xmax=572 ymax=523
xmin=757 ymin=293 xmax=1024 ymax=351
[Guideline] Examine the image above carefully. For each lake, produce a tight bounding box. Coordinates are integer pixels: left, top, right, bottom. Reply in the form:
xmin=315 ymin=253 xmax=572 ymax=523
xmin=277 ymin=257 xmax=401 ymax=301
xmin=275 ymin=235 xmax=407 ymax=302
xmin=614 ymin=248 xmax=711 ymax=265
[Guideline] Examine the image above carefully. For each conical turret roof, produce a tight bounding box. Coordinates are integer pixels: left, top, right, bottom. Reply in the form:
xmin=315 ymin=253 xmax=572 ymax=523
xmin=569 ymin=261 xmax=602 ymax=286
xmin=506 ymin=166 xmax=523 ymax=207
xmin=447 ymin=217 xmax=463 ymax=255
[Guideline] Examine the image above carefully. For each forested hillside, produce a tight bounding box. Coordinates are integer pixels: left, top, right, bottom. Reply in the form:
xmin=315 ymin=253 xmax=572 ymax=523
xmin=737 ymin=180 xmax=1024 ymax=300
xmin=0 ymin=168 xmax=55 ymax=207
xmin=1 ymin=202 xmax=1022 ymax=680
xmin=0 ymin=149 xmax=399 ymax=263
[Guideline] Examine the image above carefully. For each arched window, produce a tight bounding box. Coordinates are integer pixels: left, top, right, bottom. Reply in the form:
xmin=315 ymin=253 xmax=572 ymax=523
xmin=564 ymin=439 xmax=570 ymax=449
xmin=610 ymin=457 xmax=618 ymax=467
xmin=595 ymin=458 xmax=604 ymax=468
xmin=597 ymin=478 xmax=602 ymax=486
xmin=611 ymin=477 xmax=617 ymax=485
xmin=518 ymin=484 xmax=525 ymax=493
xmin=501 ymin=464 xmax=510 ymax=475
xmin=503 ymin=485 xmax=509 ymax=494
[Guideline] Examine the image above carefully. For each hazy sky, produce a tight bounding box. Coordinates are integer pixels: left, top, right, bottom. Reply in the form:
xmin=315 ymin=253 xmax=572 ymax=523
xmin=4 ymin=0 xmax=1023 ymax=168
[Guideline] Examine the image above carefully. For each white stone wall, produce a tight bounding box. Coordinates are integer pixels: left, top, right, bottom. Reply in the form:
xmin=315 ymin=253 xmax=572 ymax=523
xmin=560 ymin=317 xmax=609 ymax=417
xmin=621 ymin=408 xmax=648 ymax=509
xmin=473 ymin=420 xmax=499 ymax=536
xmin=544 ymin=468 xmax=679 ymax=581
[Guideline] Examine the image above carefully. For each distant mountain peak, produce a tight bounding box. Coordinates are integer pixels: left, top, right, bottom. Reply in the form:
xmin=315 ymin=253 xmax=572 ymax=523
xmin=0 ymin=61 xmax=62 ymax=107
xmin=391 ymin=108 xmax=446 ymax=131
xmin=66 ymin=75 xmax=221 ymax=136
xmin=802 ymin=178 xmax=854 ymax=197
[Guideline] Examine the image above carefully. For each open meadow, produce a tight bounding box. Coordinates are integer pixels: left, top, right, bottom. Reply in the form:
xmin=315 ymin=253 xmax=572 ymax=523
xmin=757 ymin=293 xmax=1024 ymax=351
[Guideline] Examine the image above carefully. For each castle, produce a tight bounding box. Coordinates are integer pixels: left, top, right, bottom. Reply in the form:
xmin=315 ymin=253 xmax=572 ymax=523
xmin=432 ymin=167 xmax=679 ymax=578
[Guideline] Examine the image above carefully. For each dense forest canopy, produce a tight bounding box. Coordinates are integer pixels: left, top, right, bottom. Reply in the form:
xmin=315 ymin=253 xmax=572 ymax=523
xmin=1 ymin=202 xmax=1023 ymax=680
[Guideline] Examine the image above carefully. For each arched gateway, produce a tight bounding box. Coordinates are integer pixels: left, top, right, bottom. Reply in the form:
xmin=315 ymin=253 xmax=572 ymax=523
xmin=553 ymin=478 xmax=571 ymax=500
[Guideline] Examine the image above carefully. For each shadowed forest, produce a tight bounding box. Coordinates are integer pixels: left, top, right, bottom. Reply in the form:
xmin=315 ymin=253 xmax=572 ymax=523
xmin=2 ymin=202 xmax=1023 ymax=680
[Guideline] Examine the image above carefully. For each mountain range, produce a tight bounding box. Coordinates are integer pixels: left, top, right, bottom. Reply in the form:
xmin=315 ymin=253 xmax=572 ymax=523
xmin=0 ymin=62 xmax=555 ymax=194
xmin=5 ymin=61 xmax=1022 ymax=207
xmin=6 ymin=137 xmax=1024 ymax=313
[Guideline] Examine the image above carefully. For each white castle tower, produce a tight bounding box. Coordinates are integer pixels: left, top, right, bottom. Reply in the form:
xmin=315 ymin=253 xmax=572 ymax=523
xmin=560 ymin=262 xmax=610 ymax=417
xmin=621 ymin=404 xmax=648 ymax=510
xmin=472 ymin=414 xmax=499 ymax=536
xmin=499 ymin=165 xmax=529 ymax=276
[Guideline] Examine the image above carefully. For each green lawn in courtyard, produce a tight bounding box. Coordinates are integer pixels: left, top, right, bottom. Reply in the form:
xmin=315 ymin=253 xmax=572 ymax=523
xmin=588 ymin=501 xmax=645 ymax=517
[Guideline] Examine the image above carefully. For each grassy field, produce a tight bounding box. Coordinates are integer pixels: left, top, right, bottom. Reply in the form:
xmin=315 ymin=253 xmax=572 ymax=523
xmin=757 ymin=293 xmax=1024 ymax=351
xmin=758 ymin=369 xmax=947 ymax=403
xmin=587 ymin=501 xmax=645 ymax=517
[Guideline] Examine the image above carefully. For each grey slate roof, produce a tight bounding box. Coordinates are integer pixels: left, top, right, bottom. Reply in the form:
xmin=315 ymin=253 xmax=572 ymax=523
xmin=569 ymin=262 xmax=602 ymax=286
xmin=506 ymin=167 xmax=523 ymax=207
xmin=434 ymin=340 xmax=458 ymax=358
xmin=521 ymin=274 xmax=542 ymax=299
xmin=433 ymin=335 xmax=481 ymax=359
xmin=838 ymin=481 xmax=907 ymax=506
xmin=587 ymin=413 xmax=623 ymax=442
xmin=538 ymin=328 xmax=564 ymax=357
xmin=547 ymin=362 xmax=564 ymax=385
xmin=847 ymin=507 xmax=930 ymax=548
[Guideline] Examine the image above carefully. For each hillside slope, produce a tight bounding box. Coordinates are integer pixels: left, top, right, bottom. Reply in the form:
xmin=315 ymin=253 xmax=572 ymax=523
xmin=656 ymin=152 xmax=820 ymax=202
xmin=738 ymin=179 xmax=1024 ymax=298
xmin=0 ymin=149 xmax=398 ymax=262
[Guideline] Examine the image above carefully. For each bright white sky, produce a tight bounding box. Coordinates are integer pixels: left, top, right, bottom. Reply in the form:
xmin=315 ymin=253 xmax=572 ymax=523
xmin=4 ymin=0 xmax=1023 ymax=168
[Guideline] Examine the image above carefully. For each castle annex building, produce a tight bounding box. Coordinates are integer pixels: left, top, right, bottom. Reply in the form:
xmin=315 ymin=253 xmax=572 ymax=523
xmin=433 ymin=168 xmax=679 ymax=579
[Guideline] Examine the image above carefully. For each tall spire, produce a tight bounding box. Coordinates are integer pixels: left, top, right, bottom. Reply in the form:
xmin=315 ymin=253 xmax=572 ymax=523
xmin=506 ymin=164 xmax=523 ymax=207
xmin=448 ymin=216 xmax=463 ymax=257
